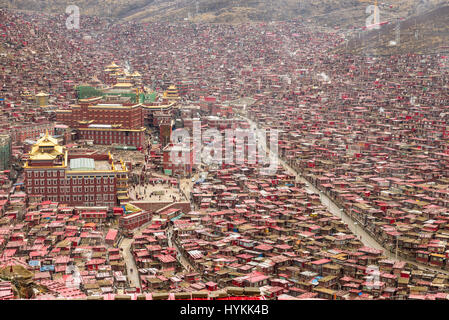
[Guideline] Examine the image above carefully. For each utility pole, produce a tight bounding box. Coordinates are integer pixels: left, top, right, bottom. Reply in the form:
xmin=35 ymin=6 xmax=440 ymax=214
xmin=395 ymin=17 xmax=400 ymax=45
xmin=395 ymin=235 xmax=399 ymax=260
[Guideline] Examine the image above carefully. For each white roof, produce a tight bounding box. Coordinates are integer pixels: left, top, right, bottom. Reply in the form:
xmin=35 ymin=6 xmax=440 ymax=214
xmin=88 ymin=124 xmax=112 ymax=128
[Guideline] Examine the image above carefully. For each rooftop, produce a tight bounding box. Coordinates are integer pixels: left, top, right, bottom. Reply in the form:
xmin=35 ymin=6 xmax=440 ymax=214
xmin=69 ymin=158 xmax=95 ymax=171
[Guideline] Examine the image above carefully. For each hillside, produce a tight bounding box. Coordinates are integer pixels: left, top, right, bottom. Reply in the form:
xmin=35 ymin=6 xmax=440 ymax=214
xmin=335 ymin=4 xmax=449 ymax=55
xmin=0 ymin=0 xmax=446 ymax=26
xmin=1 ymin=0 xmax=448 ymax=56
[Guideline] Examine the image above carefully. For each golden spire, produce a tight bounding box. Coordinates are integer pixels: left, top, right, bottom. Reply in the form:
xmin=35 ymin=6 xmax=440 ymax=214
xmin=29 ymin=131 xmax=64 ymax=160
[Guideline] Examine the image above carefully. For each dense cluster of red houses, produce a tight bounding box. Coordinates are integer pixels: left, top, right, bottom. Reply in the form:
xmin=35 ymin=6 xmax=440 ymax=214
xmin=0 ymin=201 xmax=130 ymax=299
xmin=0 ymin=7 xmax=448 ymax=300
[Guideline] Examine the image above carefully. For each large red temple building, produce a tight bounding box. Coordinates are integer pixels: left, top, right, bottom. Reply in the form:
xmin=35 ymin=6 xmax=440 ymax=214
xmin=56 ymin=96 xmax=146 ymax=148
xmin=24 ymin=132 xmax=129 ymax=207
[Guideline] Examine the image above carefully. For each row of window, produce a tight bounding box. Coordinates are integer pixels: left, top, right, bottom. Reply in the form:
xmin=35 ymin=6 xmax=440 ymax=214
xmin=71 ymin=186 xmax=115 ymax=193
xmin=44 ymin=195 xmax=115 ymax=204
xmin=32 ymin=187 xmax=58 ymax=194
xmin=29 ymin=185 xmax=114 ymax=193
xmin=74 ymin=110 xmax=137 ymax=115
xmin=28 ymin=179 xmax=58 ymax=186
xmin=84 ymin=131 xmax=141 ymax=136
xmin=72 ymin=194 xmax=115 ymax=201
xmin=27 ymin=172 xmax=118 ymax=182
xmin=83 ymin=135 xmax=139 ymax=142
xmin=27 ymin=170 xmax=63 ymax=178
xmin=60 ymin=194 xmax=115 ymax=202
xmin=27 ymin=177 xmax=115 ymax=186
xmin=67 ymin=177 xmax=114 ymax=185
xmin=92 ymin=137 xmax=137 ymax=142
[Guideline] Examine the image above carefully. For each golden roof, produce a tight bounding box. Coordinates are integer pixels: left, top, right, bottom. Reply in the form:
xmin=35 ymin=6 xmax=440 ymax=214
xmin=77 ymin=120 xmax=94 ymax=124
xmin=106 ymin=62 xmax=119 ymax=69
xmin=113 ymin=83 xmax=133 ymax=88
xmin=36 ymin=92 xmax=49 ymax=97
xmin=29 ymin=131 xmax=64 ymax=161
xmin=131 ymin=71 xmax=141 ymax=77
xmin=164 ymin=85 xmax=180 ymax=100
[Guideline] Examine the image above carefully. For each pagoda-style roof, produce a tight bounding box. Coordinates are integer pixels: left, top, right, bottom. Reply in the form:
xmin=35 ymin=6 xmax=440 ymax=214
xmin=163 ymin=85 xmax=180 ymax=100
xmin=29 ymin=131 xmax=64 ymax=161
xmin=106 ymin=62 xmax=120 ymax=69
xmin=36 ymin=92 xmax=49 ymax=97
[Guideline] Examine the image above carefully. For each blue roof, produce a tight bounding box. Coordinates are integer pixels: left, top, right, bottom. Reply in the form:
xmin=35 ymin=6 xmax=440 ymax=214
xmin=40 ymin=265 xmax=55 ymax=272
xmin=28 ymin=260 xmax=40 ymax=266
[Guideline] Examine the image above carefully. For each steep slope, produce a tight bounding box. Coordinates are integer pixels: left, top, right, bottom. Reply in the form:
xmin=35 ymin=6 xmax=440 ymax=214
xmin=335 ymin=4 xmax=449 ymax=55
xmin=1 ymin=0 xmax=447 ymax=56
xmin=0 ymin=0 xmax=445 ymax=26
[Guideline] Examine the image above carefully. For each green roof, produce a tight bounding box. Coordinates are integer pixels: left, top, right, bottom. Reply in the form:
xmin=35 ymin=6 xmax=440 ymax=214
xmin=77 ymin=85 xmax=157 ymax=103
